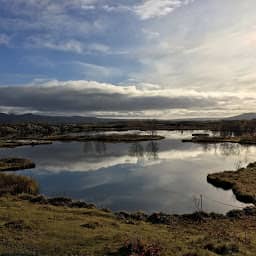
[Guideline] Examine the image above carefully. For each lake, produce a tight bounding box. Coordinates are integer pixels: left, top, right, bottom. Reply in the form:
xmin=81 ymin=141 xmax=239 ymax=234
xmin=0 ymin=131 xmax=254 ymax=214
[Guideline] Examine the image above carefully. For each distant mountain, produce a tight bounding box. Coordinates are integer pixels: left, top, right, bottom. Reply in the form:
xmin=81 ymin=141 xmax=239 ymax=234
xmin=0 ymin=113 xmax=104 ymax=124
xmin=225 ymin=113 xmax=256 ymax=120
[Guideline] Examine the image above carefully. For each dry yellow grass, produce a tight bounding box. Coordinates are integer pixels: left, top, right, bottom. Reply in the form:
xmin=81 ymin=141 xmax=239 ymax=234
xmin=0 ymin=196 xmax=256 ymax=255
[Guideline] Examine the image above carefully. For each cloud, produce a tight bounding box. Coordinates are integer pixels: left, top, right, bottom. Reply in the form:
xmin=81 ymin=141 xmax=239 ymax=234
xmin=71 ymin=61 xmax=122 ymax=80
xmin=135 ymin=0 xmax=194 ymax=20
xmin=25 ymin=36 xmax=111 ymax=54
xmin=0 ymin=80 xmax=218 ymax=116
xmin=102 ymin=4 xmax=132 ymax=13
xmin=1 ymin=79 xmax=255 ymax=118
xmin=1 ymin=0 xmax=256 ymax=120
xmin=0 ymin=0 xmax=105 ymax=43
xmin=0 ymin=34 xmax=10 ymax=46
xmin=130 ymin=1 xmax=256 ymax=92
xmin=27 ymin=38 xmax=84 ymax=53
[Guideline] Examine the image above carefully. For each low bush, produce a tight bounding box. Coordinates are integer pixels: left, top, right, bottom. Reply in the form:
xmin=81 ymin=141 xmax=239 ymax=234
xmin=0 ymin=173 xmax=39 ymax=195
xmin=118 ymin=239 xmax=162 ymax=256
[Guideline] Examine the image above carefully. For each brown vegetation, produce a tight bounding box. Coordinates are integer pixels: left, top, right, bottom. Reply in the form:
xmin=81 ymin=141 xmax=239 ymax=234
xmin=0 ymin=196 xmax=256 ymax=255
xmin=1 ymin=119 xmax=256 ymax=140
xmin=0 ymin=158 xmax=35 ymax=171
xmin=0 ymin=158 xmax=38 ymax=196
xmin=0 ymin=173 xmax=39 ymax=195
xmin=46 ymin=133 xmax=165 ymax=142
xmin=0 ymin=139 xmax=52 ymax=148
xmin=183 ymin=135 xmax=256 ymax=145
xmin=207 ymin=162 xmax=256 ymax=204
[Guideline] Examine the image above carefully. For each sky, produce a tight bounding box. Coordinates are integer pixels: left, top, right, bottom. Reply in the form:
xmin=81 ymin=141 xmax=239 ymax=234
xmin=0 ymin=0 xmax=256 ymax=119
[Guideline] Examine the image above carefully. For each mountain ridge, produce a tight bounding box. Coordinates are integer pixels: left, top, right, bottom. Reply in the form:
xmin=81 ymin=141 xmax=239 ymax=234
xmin=225 ymin=113 xmax=256 ymax=120
xmin=0 ymin=113 xmax=102 ymax=124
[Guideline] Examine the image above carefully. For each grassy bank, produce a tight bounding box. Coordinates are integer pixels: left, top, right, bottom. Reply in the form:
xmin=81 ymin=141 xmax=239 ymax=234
xmin=2 ymin=155 xmax=256 ymax=254
xmin=1 ymin=195 xmax=256 ymax=255
xmin=207 ymin=162 xmax=256 ymax=204
xmin=0 ymin=173 xmax=39 ymax=195
xmin=1 ymin=167 xmax=256 ymax=255
xmin=0 ymin=158 xmax=38 ymax=196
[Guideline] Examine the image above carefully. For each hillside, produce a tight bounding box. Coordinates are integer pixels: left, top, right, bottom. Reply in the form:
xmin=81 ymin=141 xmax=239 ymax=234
xmin=0 ymin=113 xmax=102 ymax=124
xmin=226 ymin=113 xmax=256 ymax=120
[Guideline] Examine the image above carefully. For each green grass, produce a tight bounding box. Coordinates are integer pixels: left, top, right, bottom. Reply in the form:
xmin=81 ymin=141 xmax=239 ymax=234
xmin=0 ymin=196 xmax=256 ymax=255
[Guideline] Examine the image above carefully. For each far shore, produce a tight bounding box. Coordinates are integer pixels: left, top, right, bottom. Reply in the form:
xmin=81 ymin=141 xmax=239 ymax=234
xmin=183 ymin=135 xmax=256 ymax=145
xmin=0 ymin=133 xmax=164 ymax=149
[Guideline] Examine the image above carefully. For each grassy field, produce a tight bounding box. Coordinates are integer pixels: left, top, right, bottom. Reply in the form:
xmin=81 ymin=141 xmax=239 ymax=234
xmin=0 ymin=196 xmax=256 ymax=255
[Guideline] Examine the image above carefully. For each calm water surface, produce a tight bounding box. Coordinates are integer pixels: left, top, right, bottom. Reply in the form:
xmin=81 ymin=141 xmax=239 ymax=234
xmin=0 ymin=131 xmax=254 ymax=214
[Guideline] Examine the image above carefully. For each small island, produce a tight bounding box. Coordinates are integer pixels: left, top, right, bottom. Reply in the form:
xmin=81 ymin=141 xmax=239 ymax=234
xmin=0 ymin=158 xmax=38 ymax=196
xmin=183 ymin=135 xmax=256 ymax=145
xmin=0 ymin=140 xmax=52 ymax=148
xmin=0 ymin=158 xmax=36 ymax=172
xmin=45 ymin=133 xmax=165 ymax=142
xmin=207 ymin=162 xmax=256 ymax=204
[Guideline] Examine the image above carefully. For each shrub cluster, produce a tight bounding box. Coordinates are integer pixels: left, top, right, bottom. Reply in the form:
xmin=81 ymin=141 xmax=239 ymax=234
xmin=0 ymin=173 xmax=39 ymax=195
xmin=119 ymin=239 xmax=162 ymax=256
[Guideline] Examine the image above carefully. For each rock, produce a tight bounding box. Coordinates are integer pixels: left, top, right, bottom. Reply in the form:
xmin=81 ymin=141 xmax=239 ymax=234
xmin=4 ymin=220 xmax=30 ymax=230
xmin=70 ymin=201 xmax=95 ymax=209
xmin=80 ymin=222 xmax=102 ymax=229
xmin=47 ymin=197 xmax=73 ymax=206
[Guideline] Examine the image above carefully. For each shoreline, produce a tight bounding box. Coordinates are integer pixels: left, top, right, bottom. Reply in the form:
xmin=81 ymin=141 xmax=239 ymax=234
xmin=1 ymin=157 xmax=256 ymax=254
xmin=2 ymin=194 xmax=256 ymax=255
xmin=45 ymin=133 xmax=165 ymax=142
xmin=0 ymin=157 xmax=36 ymax=172
xmin=183 ymin=135 xmax=256 ymax=145
xmin=0 ymin=156 xmax=254 ymax=220
xmin=0 ymin=134 xmax=164 ymax=148
xmin=207 ymin=162 xmax=256 ymax=205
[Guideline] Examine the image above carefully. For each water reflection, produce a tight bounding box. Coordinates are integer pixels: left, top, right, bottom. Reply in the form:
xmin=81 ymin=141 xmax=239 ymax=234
xmin=146 ymin=141 xmax=159 ymax=160
xmin=129 ymin=142 xmax=144 ymax=159
xmin=0 ymin=131 xmax=255 ymax=214
xmin=83 ymin=141 xmax=107 ymax=155
xmin=200 ymin=142 xmax=250 ymax=170
xmin=129 ymin=141 xmax=159 ymax=160
xmin=219 ymin=143 xmax=241 ymax=157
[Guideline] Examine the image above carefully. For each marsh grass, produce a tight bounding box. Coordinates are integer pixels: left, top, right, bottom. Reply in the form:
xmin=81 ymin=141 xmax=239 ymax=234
xmin=0 ymin=173 xmax=39 ymax=195
xmin=208 ymin=162 xmax=256 ymax=204
xmin=0 ymin=158 xmax=35 ymax=171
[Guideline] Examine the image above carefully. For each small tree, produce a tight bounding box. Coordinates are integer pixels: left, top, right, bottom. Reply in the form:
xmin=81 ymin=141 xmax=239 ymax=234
xmin=148 ymin=119 xmax=157 ymax=137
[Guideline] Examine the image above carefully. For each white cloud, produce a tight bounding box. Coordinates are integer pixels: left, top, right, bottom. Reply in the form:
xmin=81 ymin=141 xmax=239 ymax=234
xmin=135 ymin=0 xmax=194 ymax=20
xmin=0 ymin=0 xmax=106 ymax=45
xmin=25 ymin=36 xmax=110 ymax=54
xmin=102 ymin=4 xmax=132 ymax=13
xmin=0 ymin=79 xmax=256 ymax=118
xmin=72 ymin=61 xmax=122 ymax=80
